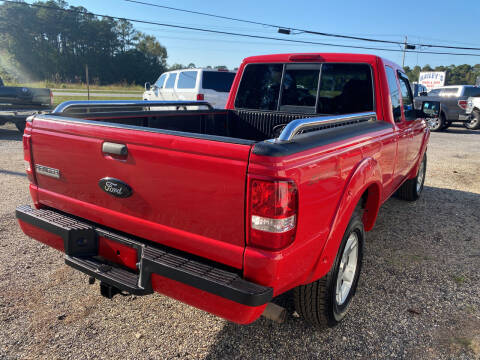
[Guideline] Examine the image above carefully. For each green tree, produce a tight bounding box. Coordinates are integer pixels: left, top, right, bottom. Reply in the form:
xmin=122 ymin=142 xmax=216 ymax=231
xmin=0 ymin=0 xmax=168 ymax=84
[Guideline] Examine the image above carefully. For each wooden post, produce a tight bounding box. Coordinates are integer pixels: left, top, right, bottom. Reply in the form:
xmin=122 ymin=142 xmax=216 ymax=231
xmin=86 ymin=64 xmax=90 ymax=101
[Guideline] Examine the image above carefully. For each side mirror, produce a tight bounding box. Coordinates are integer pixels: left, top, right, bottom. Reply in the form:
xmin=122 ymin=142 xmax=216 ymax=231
xmin=419 ymin=91 xmax=427 ymax=97
xmin=145 ymin=82 xmax=151 ymax=91
xmin=420 ymin=101 xmax=441 ymax=118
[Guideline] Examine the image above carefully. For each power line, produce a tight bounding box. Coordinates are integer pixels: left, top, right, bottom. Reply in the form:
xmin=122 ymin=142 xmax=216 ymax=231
xmin=3 ymin=0 xmax=480 ymax=57
xmin=122 ymin=0 xmax=480 ymax=52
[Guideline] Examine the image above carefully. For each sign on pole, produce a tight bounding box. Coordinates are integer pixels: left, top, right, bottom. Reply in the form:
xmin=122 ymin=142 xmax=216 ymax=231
xmin=418 ymin=72 xmax=446 ymax=91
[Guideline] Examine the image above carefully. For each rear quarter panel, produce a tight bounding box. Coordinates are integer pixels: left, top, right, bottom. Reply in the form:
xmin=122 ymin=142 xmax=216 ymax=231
xmin=243 ymin=122 xmax=395 ymax=295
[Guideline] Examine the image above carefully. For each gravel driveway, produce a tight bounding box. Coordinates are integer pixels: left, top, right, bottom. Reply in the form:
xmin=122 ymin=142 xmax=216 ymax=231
xmin=0 ymin=123 xmax=479 ymax=359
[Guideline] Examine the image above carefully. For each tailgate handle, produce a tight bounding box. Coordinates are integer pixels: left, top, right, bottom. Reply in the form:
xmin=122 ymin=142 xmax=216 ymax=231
xmin=102 ymin=142 xmax=128 ymax=156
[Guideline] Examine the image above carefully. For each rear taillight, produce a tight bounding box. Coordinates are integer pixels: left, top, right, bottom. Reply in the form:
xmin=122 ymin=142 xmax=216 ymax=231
xmin=248 ymin=179 xmax=298 ymax=251
xmin=23 ymin=118 xmax=36 ymax=184
xmin=196 ymin=93 xmax=204 ymax=101
xmin=458 ymin=99 xmax=468 ymax=110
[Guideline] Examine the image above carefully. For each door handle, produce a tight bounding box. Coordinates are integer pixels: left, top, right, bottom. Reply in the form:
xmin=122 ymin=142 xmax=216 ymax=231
xmin=102 ymin=142 xmax=128 ymax=156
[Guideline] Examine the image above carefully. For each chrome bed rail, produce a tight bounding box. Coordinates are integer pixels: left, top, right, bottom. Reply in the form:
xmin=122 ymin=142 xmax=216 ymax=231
xmin=52 ymin=100 xmax=214 ymax=114
xmin=275 ymin=111 xmax=377 ymax=142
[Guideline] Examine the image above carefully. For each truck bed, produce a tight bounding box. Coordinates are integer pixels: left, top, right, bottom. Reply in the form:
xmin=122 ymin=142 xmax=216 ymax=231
xmin=53 ymin=108 xmax=318 ymax=142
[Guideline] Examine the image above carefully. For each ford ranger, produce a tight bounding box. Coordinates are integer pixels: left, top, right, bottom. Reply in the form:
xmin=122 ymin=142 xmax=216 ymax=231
xmin=16 ymin=53 xmax=439 ymax=327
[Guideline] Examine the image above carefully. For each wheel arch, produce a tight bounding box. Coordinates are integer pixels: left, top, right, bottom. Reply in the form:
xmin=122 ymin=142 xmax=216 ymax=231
xmin=304 ymin=157 xmax=382 ymax=283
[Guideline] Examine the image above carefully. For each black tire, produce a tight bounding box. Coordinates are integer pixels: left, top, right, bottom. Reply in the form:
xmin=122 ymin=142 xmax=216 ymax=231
xmin=294 ymin=209 xmax=364 ymax=327
xmin=15 ymin=121 xmax=25 ymax=134
xmin=428 ymin=113 xmax=444 ymax=132
xmin=464 ymin=110 xmax=480 ymax=130
xmin=442 ymin=121 xmax=451 ymax=130
xmin=397 ymin=154 xmax=427 ymax=201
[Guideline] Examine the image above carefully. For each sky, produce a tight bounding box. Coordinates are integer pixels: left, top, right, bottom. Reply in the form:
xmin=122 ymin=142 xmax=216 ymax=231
xmin=48 ymin=0 xmax=480 ymax=69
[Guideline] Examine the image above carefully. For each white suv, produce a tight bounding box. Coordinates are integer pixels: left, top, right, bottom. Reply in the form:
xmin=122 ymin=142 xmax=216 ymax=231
xmin=143 ymin=68 xmax=236 ymax=109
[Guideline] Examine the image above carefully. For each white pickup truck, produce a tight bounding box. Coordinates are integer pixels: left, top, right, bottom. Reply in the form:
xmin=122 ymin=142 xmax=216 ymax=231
xmin=466 ymin=97 xmax=480 ymax=130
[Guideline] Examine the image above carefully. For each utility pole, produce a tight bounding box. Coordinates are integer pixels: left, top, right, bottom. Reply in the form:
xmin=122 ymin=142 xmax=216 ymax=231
xmin=402 ymin=36 xmax=407 ymax=68
xmin=85 ymin=64 xmax=90 ymax=101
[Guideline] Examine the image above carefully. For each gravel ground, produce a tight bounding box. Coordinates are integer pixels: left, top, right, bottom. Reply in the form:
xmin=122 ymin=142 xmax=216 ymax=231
xmin=0 ymin=123 xmax=479 ymax=360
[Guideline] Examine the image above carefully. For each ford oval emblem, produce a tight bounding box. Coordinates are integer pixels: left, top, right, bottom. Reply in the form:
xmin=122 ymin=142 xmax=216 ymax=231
xmin=98 ymin=177 xmax=132 ymax=198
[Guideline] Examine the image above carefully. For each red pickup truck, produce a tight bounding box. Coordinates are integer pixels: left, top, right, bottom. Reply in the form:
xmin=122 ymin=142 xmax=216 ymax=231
xmin=16 ymin=53 xmax=439 ymax=327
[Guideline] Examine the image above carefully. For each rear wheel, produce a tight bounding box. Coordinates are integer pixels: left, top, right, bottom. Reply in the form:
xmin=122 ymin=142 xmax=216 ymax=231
xmin=464 ymin=110 xmax=480 ymax=130
xmin=442 ymin=121 xmax=451 ymax=130
xmin=294 ymin=210 xmax=364 ymax=327
xmin=428 ymin=113 xmax=445 ymax=132
xmin=397 ymin=154 xmax=426 ymax=201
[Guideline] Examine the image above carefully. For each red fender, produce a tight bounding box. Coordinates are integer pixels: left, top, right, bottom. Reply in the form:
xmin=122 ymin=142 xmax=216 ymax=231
xmin=305 ymin=157 xmax=382 ymax=284
xmin=408 ymin=127 xmax=430 ymax=179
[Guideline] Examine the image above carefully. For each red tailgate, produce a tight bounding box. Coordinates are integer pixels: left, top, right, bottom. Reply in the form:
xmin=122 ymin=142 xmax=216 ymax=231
xmin=30 ymin=117 xmax=252 ymax=269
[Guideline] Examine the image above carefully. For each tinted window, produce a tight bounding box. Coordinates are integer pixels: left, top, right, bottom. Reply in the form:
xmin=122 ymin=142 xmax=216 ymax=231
xmin=235 ymin=64 xmax=283 ymax=110
xmin=317 ymin=63 xmax=373 ymax=114
xmin=202 ymin=72 xmax=235 ymax=92
xmin=280 ymin=65 xmax=319 ymax=112
xmin=154 ymin=73 xmax=167 ymax=88
xmin=398 ymin=73 xmax=416 ymax=121
xmin=463 ymin=87 xmax=480 ymax=97
xmin=385 ymin=66 xmax=402 ymax=122
xmin=165 ymin=73 xmax=177 ymax=89
xmin=428 ymin=89 xmax=441 ymax=96
xmin=177 ymin=71 xmax=198 ymax=89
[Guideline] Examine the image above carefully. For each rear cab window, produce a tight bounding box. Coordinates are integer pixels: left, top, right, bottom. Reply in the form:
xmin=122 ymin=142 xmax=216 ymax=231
xmin=164 ymin=73 xmax=177 ymax=89
xmin=234 ymin=62 xmax=374 ymax=115
xmin=202 ymin=71 xmax=236 ymax=93
xmin=177 ymin=71 xmax=198 ymax=89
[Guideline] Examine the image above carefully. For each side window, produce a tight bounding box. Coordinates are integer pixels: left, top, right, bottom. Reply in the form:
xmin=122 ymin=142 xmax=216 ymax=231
xmin=385 ymin=66 xmax=402 ymax=122
xmin=428 ymin=89 xmax=441 ymax=96
xmin=154 ymin=73 xmax=167 ymax=88
xmin=177 ymin=71 xmax=198 ymax=89
xmin=398 ymin=73 xmax=416 ymax=121
xmin=165 ymin=73 xmax=177 ymax=89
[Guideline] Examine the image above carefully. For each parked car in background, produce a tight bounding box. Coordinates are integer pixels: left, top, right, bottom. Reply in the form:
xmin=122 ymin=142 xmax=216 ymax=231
xmin=17 ymin=53 xmax=439 ymax=327
xmin=143 ymin=68 xmax=236 ymax=109
xmin=411 ymin=82 xmax=428 ymax=97
xmin=0 ymin=76 xmax=53 ymax=133
xmin=465 ymin=96 xmax=480 ymax=130
xmin=413 ymin=85 xmax=480 ymax=131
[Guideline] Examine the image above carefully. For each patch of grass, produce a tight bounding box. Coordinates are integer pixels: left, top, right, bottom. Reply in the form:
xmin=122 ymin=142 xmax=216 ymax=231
xmin=451 ymin=274 xmax=468 ymax=285
xmin=4 ymin=81 xmax=143 ymax=92
xmin=52 ymin=88 xmax=142 ymax=94
xmin=451 ymin=336 xmax=473 ymax=349
xmin=53 ymin=95 xmax=140 ymax=106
